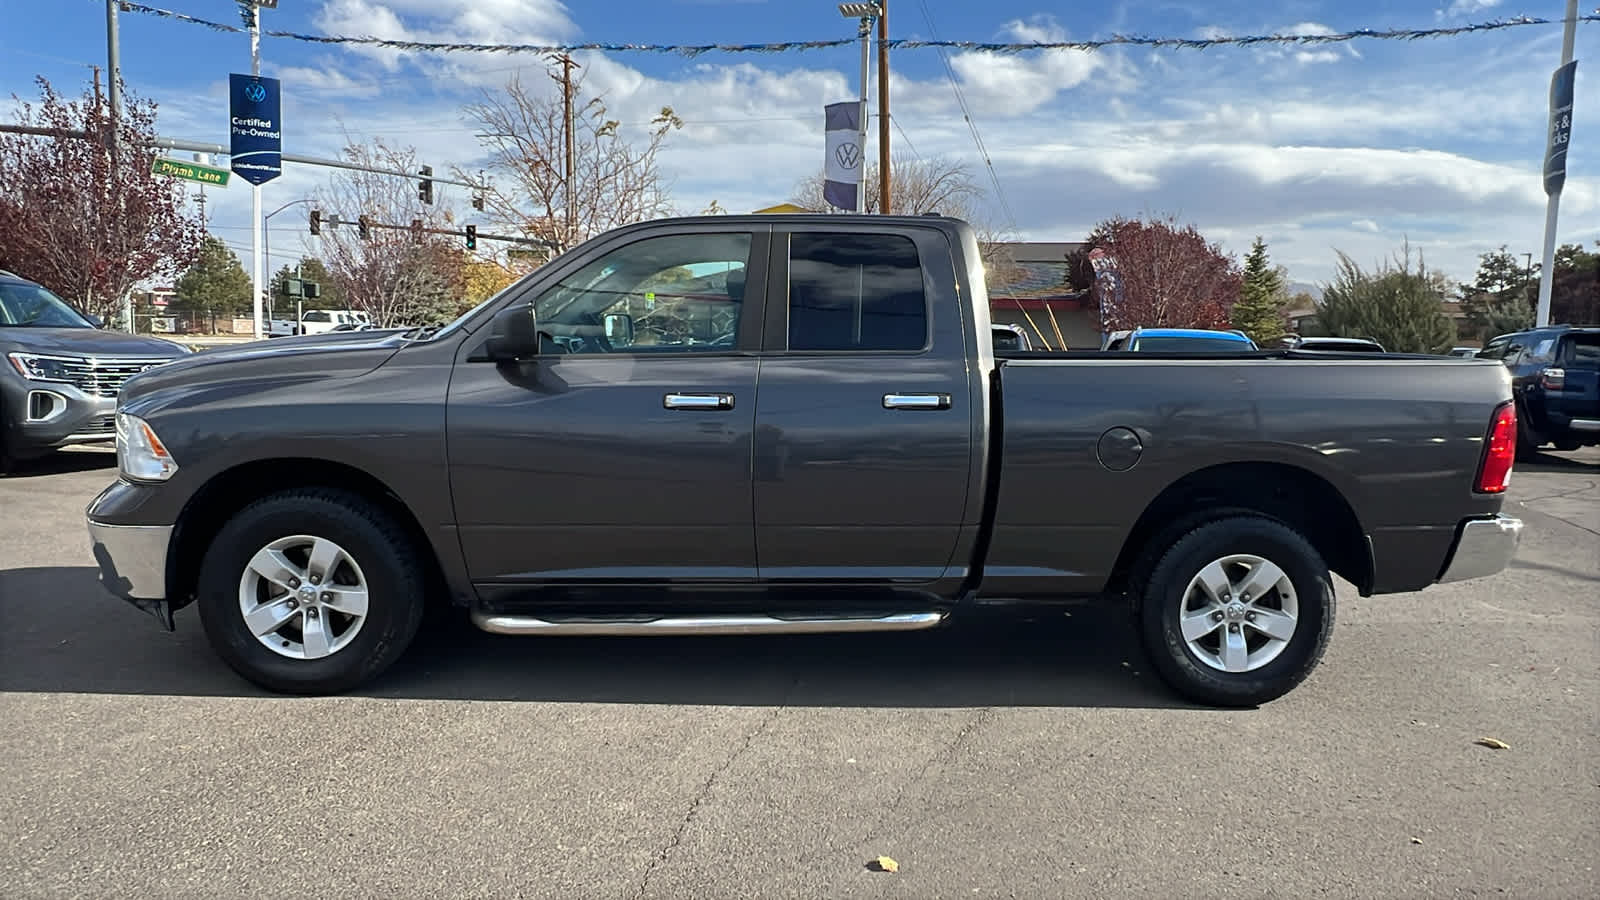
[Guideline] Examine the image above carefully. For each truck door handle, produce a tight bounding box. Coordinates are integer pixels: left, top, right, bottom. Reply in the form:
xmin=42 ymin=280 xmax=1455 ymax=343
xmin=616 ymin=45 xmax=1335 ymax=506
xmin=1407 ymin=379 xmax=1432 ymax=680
xmin=883 ymin=392 xmax=952 ymax=410
xmin=664 ymin=392 xmax=735 ymax=410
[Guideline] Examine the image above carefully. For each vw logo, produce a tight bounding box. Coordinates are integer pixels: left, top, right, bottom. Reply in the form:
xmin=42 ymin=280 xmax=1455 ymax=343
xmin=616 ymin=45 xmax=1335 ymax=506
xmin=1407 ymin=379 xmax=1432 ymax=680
xmin=834 ymin=142 xmax=862 ymax=169
xmin=244 ymin=82 xmax=267 ymax=103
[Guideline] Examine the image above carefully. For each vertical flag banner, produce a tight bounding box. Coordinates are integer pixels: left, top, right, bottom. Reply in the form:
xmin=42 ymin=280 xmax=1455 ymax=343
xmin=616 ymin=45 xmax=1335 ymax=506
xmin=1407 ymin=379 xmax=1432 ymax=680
xmin=824 ymin=101 xmax=862 ymax=211
xmin=229 ymin=73 xmax=282 ymax=185
xmin=1544 ymin=60 xmax=1577 ymax=196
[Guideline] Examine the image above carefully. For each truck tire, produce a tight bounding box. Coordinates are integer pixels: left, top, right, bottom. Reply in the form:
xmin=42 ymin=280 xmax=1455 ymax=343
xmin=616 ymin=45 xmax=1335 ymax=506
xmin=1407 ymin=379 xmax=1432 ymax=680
xmin=1135 ymin=515 xmax=1335 ymax=707
xmin=1514 ymin=402 xmax=1544 ymax=460
xmin=195 ymin=488 xmax=428 ymax=695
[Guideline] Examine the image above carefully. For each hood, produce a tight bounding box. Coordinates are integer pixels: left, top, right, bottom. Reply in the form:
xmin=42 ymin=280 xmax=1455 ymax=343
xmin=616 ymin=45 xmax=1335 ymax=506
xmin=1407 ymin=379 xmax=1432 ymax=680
xmin=116 ymin=327 xmax=416 ymax=412
xmin=0 ymin=326 xmax=194 ymax=358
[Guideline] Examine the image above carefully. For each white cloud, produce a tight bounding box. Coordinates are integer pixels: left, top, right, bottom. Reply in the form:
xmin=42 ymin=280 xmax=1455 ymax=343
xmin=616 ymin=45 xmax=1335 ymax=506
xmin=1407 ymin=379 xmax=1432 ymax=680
xmin=1442 ymin=1 xmax=1502 ymax=18
xmin=121 ymin=4 xmax=1600 ymax=288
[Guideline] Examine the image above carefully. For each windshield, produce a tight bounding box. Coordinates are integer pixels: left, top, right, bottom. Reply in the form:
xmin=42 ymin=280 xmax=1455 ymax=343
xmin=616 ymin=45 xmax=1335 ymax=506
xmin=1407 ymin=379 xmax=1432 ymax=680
xmin=1131 ymin=336 xmax=1252 ymax=352
xmin=0 ymin=280 xmax=93 ymax=328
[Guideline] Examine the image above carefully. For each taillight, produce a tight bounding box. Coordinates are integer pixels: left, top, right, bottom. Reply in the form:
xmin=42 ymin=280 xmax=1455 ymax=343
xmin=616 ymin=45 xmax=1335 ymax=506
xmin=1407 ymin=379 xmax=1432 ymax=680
xmin=1540 ymin=367 xmax=1565 ymax=390
xmin=1475 ymin=402 xmax=1516 ymax=493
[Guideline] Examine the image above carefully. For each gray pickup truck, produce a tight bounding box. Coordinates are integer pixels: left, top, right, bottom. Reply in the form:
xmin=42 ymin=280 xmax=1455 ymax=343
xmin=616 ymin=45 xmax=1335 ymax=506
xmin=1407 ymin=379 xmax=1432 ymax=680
xmin=86 ymin=214 xmax=1524 ymax=706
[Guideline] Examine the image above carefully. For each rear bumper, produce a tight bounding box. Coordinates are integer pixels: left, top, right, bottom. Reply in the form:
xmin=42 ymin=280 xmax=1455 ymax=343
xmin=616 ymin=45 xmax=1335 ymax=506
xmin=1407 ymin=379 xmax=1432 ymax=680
xmin=1436 ymin=515 xmax=1523 ymax=584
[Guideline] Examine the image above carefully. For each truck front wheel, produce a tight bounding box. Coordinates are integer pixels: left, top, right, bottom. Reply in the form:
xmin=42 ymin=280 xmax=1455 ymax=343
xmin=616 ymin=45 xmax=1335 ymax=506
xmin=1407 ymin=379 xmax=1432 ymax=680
xmin=1136 ymin=516 xmax=1335 ymax=707
xmin=195 ymin=488 xmax=428 ymax=694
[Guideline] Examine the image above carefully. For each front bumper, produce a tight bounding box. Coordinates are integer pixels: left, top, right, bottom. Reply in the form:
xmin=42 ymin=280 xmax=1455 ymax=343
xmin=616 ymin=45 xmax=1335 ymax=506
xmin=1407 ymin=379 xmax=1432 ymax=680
xmin=0 ymin=378 xmax=117 ymax=453
xmin=86 ymin=516 xmax=175 ymax=629
xmin=1436 ymin=514 xmax=1524 ymax=584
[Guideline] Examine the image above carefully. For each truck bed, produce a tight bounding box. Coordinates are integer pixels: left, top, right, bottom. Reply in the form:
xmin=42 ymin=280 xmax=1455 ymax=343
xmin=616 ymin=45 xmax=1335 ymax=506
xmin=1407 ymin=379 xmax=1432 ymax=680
xmin=979 ymin=352 xmax=1512 ymax=599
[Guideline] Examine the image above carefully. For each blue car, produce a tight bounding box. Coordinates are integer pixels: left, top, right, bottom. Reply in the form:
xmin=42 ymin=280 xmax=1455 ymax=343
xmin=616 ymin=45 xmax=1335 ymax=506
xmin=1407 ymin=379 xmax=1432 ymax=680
xmin=1103 ymin=327 xmax=1259 ymax=352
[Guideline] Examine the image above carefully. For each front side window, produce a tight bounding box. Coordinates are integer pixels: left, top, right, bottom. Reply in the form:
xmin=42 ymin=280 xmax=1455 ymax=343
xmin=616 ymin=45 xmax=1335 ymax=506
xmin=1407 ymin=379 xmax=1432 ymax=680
xmin=787 ymin=232 xmax=928 ymax=351
xmin=0 ymin=280 xmax=92 ymax=328
xmin=533 ymin=232 xmax=751 ymax=354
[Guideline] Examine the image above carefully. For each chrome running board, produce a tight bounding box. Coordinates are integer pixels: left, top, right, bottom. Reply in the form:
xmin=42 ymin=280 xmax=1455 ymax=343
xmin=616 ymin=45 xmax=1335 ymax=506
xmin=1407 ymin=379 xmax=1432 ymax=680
xmin=469 ymin=610 xmax=948 ymax=636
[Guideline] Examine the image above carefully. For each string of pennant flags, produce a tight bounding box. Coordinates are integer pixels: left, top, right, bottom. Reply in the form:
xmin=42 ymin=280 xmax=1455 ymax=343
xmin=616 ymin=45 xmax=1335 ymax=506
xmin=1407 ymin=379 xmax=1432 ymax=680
xmin=118 ymin=2 xmax=1600 ymax=58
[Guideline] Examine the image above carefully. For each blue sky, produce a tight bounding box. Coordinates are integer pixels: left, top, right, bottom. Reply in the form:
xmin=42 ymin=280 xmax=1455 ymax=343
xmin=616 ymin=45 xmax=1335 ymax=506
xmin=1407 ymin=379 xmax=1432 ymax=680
xmin=4 ymin=0 xmax=1597 ymax=287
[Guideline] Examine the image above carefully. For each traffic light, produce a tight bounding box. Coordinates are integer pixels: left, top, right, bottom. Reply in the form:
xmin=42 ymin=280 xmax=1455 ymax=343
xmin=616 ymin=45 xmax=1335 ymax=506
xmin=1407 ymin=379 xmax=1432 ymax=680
xmin=418 ymin=166 xmax=433 ymax=205
xmin=304 ymin=281 xmax=321 ymax=300
xmin=471 ymin=193 xmax=485 ymax=211
xmin=309 ymin=209 xmax=321 ymax=235
xmin=465 ymin=224 xmax=477 ymax=250
xmin=358 ymin=215 xmax=371 ymax=240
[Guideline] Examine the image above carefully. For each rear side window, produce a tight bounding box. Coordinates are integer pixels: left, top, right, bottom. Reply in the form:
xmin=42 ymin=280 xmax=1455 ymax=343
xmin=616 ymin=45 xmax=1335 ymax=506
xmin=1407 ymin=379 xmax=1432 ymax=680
xmin=1559 ymin=333 xmax=1600 ymax=368
xmin=787 ymin=232 xmax=928 ymax=351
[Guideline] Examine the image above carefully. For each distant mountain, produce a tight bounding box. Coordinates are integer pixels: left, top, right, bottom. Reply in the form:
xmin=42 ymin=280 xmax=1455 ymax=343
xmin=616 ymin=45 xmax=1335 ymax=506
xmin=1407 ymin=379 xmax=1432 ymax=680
xmin=1286 ymin=281 xmax=1323 ymax=301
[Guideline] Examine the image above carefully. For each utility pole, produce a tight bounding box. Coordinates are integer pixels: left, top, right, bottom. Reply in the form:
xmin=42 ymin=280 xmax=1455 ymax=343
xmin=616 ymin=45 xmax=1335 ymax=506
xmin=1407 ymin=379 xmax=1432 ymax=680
xmin=877 ymin=0 xmax=890 ymax=214
xmin=1536 ymin=0 xmax=1580 ymax=327
xmin=249 ymin=1 xmax=265 ymax=340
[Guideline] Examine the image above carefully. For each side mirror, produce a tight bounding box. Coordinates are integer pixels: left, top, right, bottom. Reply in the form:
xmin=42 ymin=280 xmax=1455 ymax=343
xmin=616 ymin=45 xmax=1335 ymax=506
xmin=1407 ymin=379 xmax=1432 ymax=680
xmin=603 ymin=312 xmax=635 ymax=347
xmin=484 ymin=303 xmax=541 ymax=362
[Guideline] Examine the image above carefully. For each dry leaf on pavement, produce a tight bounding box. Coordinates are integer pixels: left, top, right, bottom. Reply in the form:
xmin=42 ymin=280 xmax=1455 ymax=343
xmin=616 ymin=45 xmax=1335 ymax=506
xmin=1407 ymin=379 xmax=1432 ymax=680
xmin=867 ymin=856 xmax=899 ymax=873
xmin=1474 ymin=737 xmax=1511 ymax=750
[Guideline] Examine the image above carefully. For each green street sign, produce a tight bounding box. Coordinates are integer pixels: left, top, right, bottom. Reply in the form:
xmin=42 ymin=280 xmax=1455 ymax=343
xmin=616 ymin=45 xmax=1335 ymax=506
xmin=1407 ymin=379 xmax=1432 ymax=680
xmin=152 ymin=156 xmax=231 ymax=186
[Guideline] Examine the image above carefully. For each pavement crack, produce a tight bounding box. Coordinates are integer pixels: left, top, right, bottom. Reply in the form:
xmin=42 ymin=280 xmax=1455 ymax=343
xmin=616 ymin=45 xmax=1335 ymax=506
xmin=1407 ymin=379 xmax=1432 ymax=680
xmin=631 ymin=684 xmax=793 ymax=900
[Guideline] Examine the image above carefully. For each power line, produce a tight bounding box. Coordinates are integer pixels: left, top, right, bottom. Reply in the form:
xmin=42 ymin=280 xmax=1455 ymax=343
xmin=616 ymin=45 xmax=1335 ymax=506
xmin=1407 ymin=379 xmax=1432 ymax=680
xmin=915 ymin=0 xmax=1017 ymax=235
xmin=117 ymin=3 xmax=1598 ymax=57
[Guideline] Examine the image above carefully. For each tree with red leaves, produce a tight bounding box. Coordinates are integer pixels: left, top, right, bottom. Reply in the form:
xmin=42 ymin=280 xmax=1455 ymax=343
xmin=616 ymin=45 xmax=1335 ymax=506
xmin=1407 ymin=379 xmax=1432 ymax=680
xmin=1085 ymin=215 xmax=1242 ymax=332
xmin=0 ymin=76 xmax=203 ymax=324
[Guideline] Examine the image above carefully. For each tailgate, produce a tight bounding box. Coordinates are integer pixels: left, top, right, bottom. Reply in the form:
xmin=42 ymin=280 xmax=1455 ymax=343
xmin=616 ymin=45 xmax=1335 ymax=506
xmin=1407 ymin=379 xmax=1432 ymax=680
xmin=1552 ymin=332 xmax=1600 ymax=417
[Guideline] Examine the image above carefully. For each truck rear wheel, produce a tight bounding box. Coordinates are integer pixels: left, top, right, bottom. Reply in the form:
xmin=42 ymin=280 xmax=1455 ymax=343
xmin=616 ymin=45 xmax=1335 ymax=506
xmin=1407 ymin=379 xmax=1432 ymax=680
xmin=195 ymin=488 xmax=428 ymax=694
xmin=1135 ymin=515 xmax=1335 ymax=707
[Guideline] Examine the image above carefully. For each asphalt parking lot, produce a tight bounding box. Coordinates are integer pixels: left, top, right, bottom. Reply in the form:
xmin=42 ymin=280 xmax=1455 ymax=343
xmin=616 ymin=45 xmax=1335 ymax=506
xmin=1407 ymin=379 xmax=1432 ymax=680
xmin=2 ymin=448 xmax=1596 ymax=899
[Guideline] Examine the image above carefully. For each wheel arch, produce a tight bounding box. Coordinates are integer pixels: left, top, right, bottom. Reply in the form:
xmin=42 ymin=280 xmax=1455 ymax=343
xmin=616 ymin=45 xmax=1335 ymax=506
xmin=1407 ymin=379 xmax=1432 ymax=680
xmin=1109 ymin=460 xmax=1372 ymax=598
xmin=166 ymin=457 xmax=460 ymax=615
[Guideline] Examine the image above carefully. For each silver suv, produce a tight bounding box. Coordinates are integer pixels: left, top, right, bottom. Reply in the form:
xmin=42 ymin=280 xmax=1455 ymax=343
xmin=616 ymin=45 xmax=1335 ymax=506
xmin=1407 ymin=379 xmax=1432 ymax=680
xmin=1 ymin=270 xmax=190 ymax=472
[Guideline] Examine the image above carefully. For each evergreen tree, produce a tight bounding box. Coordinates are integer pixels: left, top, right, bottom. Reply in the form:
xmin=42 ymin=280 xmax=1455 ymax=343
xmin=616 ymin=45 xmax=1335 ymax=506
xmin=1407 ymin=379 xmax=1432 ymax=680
xmin=269 ymin=256 xmax=342 ymax=309
xmin=173 ymin=235 xmax=251 ymax=315
xmin=1317 ymin=245 xmax=1454 ymax=354
xmin=1232 ymin=236 xmax=1289 ymax=346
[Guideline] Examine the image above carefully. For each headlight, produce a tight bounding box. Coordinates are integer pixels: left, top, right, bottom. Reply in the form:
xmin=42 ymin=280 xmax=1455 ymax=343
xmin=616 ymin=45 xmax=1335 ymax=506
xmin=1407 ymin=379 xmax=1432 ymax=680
xmin=7 ymin=352 xmax=78 ymax=383
xmin=115 ymin=412 xmax=179 ymax=482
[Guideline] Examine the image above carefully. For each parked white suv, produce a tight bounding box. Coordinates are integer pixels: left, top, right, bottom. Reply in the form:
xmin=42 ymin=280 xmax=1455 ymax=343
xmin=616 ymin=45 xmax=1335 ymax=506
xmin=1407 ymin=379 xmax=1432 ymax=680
xmin=298 ymin=309 xmax=371 ymax=335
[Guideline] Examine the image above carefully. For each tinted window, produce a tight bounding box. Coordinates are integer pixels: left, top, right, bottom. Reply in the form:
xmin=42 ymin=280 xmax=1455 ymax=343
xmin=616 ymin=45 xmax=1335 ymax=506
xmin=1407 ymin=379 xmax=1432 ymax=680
xmin=302 ymin=311 xmax=331 ymax=323
xmin=534 ymin=232 xmax=750 ymax=354
xmin=787 ymin=232 xmax=927 ymax=351
xmin=1560 ymin=334 xmax=1600 ymax=369
xmin=1303 ymin=340 xmax=1383 ymax=352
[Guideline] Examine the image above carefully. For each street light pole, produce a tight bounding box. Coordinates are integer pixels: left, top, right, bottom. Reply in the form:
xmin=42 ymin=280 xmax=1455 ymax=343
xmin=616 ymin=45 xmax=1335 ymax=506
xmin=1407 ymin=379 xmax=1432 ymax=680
xmin=106 ymin=0 xmax=136 ymax=333
xmin=1536 ymin=0 xmax=1580 ymax=328
xmin=839 ymin=3 xmax=880 ymax=214
xmin=261 ymin=198 xmax=312 ymax=330
xmin=856 ymin=15 xmax=870 ymax=213
xmin=249 ymin=2 xmax=265 ymax=340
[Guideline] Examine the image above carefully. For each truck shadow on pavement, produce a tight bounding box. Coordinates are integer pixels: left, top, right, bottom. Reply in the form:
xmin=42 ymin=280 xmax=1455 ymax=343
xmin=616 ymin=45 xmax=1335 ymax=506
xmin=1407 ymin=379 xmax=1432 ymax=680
xmin=0 ymin=566 xmax=1194 ymax=710
xmin=1516 ymin=450 xmax=1600 ymax=473
xmin=0 ymin=449 xmax=117 ymax=478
